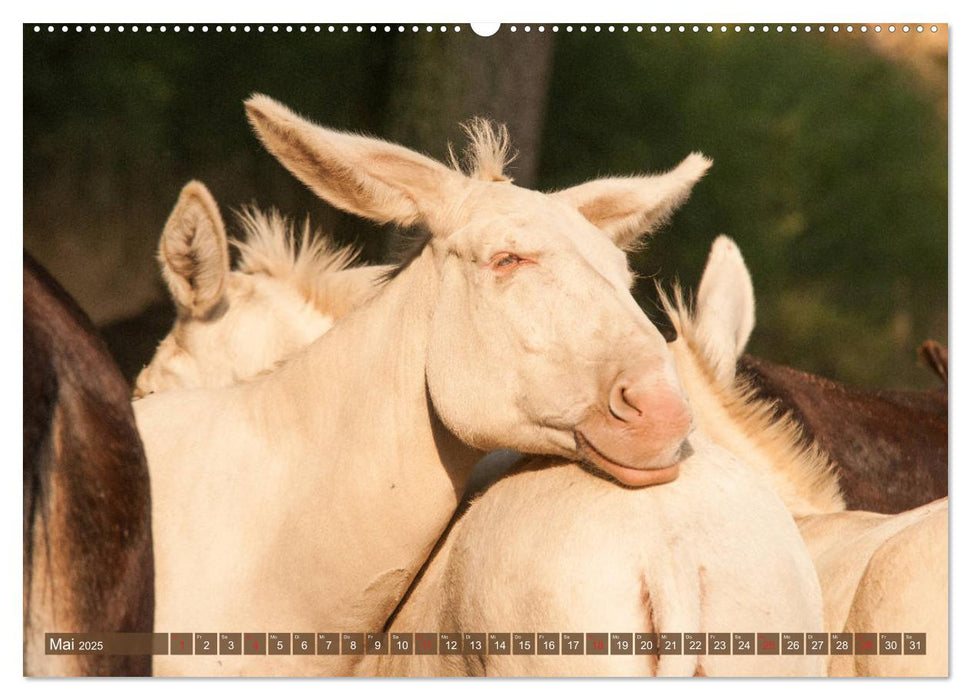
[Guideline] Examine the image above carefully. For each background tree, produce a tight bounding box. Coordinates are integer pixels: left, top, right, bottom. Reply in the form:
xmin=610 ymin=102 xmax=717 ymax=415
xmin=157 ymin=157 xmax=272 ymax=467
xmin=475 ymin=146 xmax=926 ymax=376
xmin=384 ymin=29 xmax=553 ymax=187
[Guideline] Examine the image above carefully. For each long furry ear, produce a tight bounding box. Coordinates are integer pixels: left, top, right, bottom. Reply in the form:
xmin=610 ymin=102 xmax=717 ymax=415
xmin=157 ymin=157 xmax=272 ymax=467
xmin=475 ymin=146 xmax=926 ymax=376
xmin=554 ymin=153 xmax=711 ymax=249
xmin=159 ymin=181 xmax=229 ymax=318
xmin=245 ymin=94 xmax=465 ymax=232
xmin=694 ymin=235 xmax=756 ymax=386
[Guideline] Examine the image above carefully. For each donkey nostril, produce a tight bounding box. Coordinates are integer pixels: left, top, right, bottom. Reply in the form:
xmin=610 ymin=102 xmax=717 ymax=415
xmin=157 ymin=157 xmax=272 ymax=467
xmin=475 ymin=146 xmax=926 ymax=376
xmin=608 ymin=401 xmax=624 ymax=421
xmin=620 ymin=386 xmax=642 ymax=416
xmin=609 ymin=382 xmax=642 ymax=423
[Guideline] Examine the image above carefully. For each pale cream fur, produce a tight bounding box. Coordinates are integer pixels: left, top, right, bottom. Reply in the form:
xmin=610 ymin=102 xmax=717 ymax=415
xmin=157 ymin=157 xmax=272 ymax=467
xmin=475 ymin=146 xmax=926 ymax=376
xmin=158 ymin=181 xmax=231 ymax=318
xmin=659 ymin=285 xmax=846 ymax=513
xmin=680 ymin=239 xmax=946 ymax=676
xmin=798 ymin=499 xmax=948 ymax=676
xmin=676 ymin=241 xmax=945 ymax=676
xmin=361 ymin=245 xmax=830 ymax=676
xmin=364 ymin=238 xmax=943 ymax=677
xmin=554 ymin=153 xmax=712 ymax=250
xmin=447 ymin=117 xmax=516 ymax=183
xmin=839 ymin=502 xmax=947 ymax=677
xmin=366 ymin=442 xmax=825 ymax=677
xmin=233 ymin=205 xmax=376 ymax=320
xmin=135 ymin=183 xmax=385 ymax=397
xmin=138 ymin=101 xmax=709 ymax=675
xmin=693 ymin=235 xmax=756 ymax=387
xmin=142 ymin=222 xmax=943 ymax=677
xmin=461 ymin=235 xmax=844 ymax=513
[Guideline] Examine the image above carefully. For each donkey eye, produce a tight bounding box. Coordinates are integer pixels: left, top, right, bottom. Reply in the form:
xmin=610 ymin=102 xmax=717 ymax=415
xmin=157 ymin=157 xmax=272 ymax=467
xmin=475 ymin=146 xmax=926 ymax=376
xmin=490 ymin=252 xmax=524 ymax=270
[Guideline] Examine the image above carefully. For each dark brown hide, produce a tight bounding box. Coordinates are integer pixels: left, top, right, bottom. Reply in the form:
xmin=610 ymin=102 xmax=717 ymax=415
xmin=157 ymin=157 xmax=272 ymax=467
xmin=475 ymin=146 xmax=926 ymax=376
xmin=23 ymin=252 xmax=153 ymax=676
xmin=737 ymin=354 xmax=947 ymax=514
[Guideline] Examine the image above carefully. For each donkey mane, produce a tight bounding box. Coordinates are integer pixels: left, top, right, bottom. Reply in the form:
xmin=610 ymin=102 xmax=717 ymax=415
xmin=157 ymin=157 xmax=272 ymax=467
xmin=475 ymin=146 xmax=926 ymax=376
xmin=232 ymin=206 xmax=361 ymax=312
xmin=447 ymin=117 xmax=517 ymax=184
xmin=659 ymin=285 xmax=845 ymax=512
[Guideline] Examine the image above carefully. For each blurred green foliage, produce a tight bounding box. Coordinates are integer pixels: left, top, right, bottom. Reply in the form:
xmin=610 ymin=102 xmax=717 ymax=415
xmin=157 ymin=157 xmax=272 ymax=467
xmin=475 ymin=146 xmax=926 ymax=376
xmin=540 ymin=31 xmax=946 ymax=389
xmin=23 ymin=27 xmax=946 ymax=389
xmin=24 ymin=29 xmax=396 ymax=264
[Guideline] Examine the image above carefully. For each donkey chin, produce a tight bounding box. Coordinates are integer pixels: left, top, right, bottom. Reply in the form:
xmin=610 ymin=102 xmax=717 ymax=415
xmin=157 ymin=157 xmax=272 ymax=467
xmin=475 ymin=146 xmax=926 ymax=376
xmin=574 ymin=402 xmax=693 ymax=488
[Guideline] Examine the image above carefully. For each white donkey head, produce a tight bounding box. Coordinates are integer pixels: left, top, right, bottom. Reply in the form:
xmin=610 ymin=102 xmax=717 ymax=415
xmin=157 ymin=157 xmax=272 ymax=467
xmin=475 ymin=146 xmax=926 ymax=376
xmin=134 ymin=181 xmax=383 ymax=397
xmin=246 ymin=96 xmax=711 ymax=486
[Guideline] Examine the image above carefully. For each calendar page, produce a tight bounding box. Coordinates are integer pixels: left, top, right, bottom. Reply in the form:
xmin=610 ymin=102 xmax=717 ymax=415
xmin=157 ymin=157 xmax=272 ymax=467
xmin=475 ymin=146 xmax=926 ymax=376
xmin=23 ymin=20 xmax=948 ymax=679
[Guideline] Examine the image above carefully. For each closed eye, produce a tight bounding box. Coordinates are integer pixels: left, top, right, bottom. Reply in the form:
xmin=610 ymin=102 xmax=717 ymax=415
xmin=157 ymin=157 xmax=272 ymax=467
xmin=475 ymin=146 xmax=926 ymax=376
xmin=488 ymin=252 xmax=533 ymax=274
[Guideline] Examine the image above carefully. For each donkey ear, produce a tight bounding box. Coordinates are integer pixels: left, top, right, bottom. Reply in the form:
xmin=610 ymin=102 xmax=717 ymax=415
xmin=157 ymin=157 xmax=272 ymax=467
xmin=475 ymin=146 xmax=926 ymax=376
xmin=245 ymin=94 xmax=463 ymax=231
xmin=159 ymin=181 xmax=230 ymax=318
xmin=694 ymin=235 xmax=756 ymax=386
xmin=554 ymin=153 xmax=711 ymax=249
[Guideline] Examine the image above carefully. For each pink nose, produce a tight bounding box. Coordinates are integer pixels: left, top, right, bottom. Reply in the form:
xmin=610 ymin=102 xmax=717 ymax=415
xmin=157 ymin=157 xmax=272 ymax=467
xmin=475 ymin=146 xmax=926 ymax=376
xmin=608 ymin=375 xmax=692 ymax=443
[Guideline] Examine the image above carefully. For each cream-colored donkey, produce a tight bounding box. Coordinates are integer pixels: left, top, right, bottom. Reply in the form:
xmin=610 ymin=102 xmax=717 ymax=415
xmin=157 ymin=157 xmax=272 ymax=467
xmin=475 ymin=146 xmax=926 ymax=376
xmin=365 ymin=240 xmax=945 ymax=677
xmin=134 ymin=182 xmax=387 ymax=397
xmin=141 ymin=197 xmax=825 ymax=675
xmin=682 ymin=243 xmax=947 ymax=677
xmin=135 ymin=98 xmax=710 ymax=676
xmin=365 ymin=238 xmax=830 ymax=677
xmin=142 ymin=187 xmax=945 ymax=676
xmin=799 ymin=500 xmax=947 ymax=676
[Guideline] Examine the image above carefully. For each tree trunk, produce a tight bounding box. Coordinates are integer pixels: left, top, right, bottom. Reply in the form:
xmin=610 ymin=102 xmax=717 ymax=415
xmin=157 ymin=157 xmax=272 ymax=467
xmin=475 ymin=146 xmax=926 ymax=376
xmin=384 ymin=29 xmax=554 ymax=188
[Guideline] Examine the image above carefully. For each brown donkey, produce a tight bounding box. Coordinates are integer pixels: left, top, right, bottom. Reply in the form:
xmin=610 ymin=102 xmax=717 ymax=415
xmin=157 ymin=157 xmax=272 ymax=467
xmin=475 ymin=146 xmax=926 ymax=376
xmin=736 ymin=353 xmax=946 ymax=513
xmin=24 ymin=252 xmax=154 ymax=676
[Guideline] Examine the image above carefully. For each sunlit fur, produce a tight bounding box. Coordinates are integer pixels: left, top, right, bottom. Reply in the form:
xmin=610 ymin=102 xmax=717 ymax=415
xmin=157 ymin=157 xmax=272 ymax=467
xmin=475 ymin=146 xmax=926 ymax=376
xmin=137 ymin=100 xmax=707 ymax=676
xmin=447 ymin=117 xmax=516 ymax=183
xmin=141 ymin=220 xmax=942 ymax=677
xmin=798 ymin=500 xmax=947 ymax=676
xmin=146 ymin=232 xmax=829 ymax=677
xmin=364 ymin=240 xmax=831 ymax=677
xmin=368 ymin=239 xmax=943 ymax=677
xmin=233 ymin=206 xmax=364 ymax=316
xmin=659 ymin=290 xmax=845 ymax=515
xmin=134 ymin=187 xmax=383 ymax=397
xmin=667 ymin=240 xmax=944 ymax=676
xmin=675 ymin=240 xmax=946 ymax=676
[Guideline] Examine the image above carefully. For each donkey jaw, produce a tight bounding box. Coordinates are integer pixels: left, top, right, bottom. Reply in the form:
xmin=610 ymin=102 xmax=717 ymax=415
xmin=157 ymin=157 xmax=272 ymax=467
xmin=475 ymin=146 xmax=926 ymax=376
xmin=574 ymin=430 xmax=686 ymax=487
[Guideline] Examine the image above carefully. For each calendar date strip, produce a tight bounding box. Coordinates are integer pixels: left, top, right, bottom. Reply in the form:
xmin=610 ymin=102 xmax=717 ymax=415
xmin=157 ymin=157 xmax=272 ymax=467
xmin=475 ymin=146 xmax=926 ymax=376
xmin=45 ymin=631 xmax=927 ymax=656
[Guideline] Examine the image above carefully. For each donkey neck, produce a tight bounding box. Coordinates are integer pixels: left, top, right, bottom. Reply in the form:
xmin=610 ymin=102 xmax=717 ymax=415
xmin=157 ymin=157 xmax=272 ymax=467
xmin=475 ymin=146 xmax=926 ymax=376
xmin=251 ymin=249 xmax=483 ymax=627
xmin=670 ymin=338 xmax=844 ymax=515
